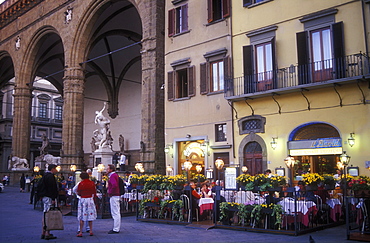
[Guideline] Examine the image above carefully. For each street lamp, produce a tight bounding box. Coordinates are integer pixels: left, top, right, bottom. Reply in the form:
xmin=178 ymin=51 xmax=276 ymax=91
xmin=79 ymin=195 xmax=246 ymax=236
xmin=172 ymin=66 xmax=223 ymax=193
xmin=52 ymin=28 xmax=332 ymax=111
xmin=215 ymin=157 xmax=224 ymax=184
xmin=70 ymin=164 xmax=76 ymax=172
xmin=184 ymin=160 xmax=192 ymax=182
xmin=56 ymin=165 xmax=61 ymax=172
xmin=284 ymin=156 xmax=295 ymax=185
xmin=340 ymin=151 xmax=351 ymax=197
xmin=33 ymin=166 xmax=40 ymax=173
xmin=195 ymin=164 xmax=202 ymax=186
xmin=242 ymin=166 xmax=248 ymax=174
xmin=348 ymin=133 xmax=355 ymax=147
xmin=135 ymin=163 xmax=144 ymax=175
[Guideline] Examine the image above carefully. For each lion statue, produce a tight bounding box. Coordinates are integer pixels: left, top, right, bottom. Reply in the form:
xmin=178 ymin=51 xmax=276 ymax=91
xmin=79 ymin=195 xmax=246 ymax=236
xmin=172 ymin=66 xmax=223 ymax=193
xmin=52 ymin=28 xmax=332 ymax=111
xmin=10 ymin=156 xmax=29 ymax=170
xmin=43 ymin=154 xmax=61 ymax=165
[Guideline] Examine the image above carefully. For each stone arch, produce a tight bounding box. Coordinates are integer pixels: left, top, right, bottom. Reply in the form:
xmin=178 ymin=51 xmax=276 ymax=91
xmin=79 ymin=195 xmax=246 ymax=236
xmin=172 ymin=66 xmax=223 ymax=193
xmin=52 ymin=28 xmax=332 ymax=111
xmin=0 ymin=51 xmax=15 ymax=87
xmin=289 ymin=121 xmax=341 ymax=141
xmin=238 ymin=132 xmax=268 ymax=174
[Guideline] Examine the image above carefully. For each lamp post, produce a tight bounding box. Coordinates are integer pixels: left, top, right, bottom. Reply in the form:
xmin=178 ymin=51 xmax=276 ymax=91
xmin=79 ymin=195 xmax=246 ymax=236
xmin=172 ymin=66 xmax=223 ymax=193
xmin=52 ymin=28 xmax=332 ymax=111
xmin=284 ymin=156 xmax=295 ymax=185
xmin=195 ymin=164 xmax=202 ymax=187
xmin=33 ymin=166 xmax=40 ymax=175
xmin=135 ymin=163 xmax=144 ymax=176
xmin=184 ymin=160 xmax=192 ymax=183
xmin=215 ymin=157 xmax=224 ymax=186
xmin=340 ymin=151 xmax=351 ymax=197
xmin=242 ymin=166 xmax=248 ymax=174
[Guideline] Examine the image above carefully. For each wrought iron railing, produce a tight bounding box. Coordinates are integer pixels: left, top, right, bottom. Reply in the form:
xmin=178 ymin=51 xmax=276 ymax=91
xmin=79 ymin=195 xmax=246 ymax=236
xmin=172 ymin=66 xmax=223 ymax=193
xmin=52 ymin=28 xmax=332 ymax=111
xmin=225 ymin=52 xmax=370 ymax=99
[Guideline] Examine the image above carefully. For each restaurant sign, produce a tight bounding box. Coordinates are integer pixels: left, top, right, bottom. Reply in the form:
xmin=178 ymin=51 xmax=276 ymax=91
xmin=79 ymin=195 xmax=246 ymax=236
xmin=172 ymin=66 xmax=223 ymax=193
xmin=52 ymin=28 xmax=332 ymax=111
xmin=288 ymin=138 xmax=342 ymax=150
xmin=290 ymin=147 xmax=343 ymax=156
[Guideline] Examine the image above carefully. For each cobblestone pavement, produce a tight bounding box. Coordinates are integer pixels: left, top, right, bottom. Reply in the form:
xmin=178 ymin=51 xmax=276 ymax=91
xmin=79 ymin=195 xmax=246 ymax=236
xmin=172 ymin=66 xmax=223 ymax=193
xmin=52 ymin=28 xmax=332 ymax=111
xmin=0 ymin=185 xmax=358 ymax=243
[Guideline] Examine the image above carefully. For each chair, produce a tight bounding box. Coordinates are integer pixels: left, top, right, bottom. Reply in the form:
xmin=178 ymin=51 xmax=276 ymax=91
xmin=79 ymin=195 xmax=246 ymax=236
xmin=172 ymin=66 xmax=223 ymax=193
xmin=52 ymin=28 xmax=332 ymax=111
xmin=180 ymin=194 xmax=198 ymax=222
xmin=359 ymin=199 xmax=369 ymax=234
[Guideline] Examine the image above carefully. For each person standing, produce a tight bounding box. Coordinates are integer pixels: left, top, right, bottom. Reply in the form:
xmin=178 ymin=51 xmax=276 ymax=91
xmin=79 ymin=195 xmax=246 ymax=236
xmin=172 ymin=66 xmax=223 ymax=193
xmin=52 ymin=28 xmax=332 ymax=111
xmin=20 ymin=173 xmax=25 ymax=192
xmin=76 ymin=172 xmax=97 ymax=237
xmin=39 ymin=164 xmax=59 ymax=240
xmin=119 ymin=153 xmax=126 ymax=172
xmin=106 ymin=164 xmax=121 ymax=234
xmin=112 ymin=152 xmax=119 ymax=169
xmin=25 ymin=174 xmax=32 ymax=192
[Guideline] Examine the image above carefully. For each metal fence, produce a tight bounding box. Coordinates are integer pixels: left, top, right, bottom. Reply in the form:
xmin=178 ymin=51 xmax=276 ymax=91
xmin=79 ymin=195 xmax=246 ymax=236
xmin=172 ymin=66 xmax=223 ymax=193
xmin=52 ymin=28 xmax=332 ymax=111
xmin=225 ymin=52 xmax=370 ymax=98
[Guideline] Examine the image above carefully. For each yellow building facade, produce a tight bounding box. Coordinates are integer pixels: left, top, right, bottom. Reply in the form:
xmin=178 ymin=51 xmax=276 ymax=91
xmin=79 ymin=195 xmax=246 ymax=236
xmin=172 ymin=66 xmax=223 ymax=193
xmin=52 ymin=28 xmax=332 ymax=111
xmin=229 ymin=0 xmax=370 ymax=180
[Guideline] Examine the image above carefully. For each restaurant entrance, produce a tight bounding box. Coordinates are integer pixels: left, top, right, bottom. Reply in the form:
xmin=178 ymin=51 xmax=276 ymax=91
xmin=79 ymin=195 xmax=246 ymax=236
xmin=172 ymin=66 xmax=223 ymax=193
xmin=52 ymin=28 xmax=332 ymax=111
xmin=293 ymin=154 xmax=339 ymax=176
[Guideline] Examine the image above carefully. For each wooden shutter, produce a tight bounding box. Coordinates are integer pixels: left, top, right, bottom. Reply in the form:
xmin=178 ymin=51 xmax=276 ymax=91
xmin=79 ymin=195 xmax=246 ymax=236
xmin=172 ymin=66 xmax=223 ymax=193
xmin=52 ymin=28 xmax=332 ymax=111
xmin=332 ymin=22 xmax=345 ymax=79
xmin=243 ymin=45 xmax=253 ymax=76
xmin=200 ymin=62 xmax=209 ymax=94
xmin=296 ymin=31 xmax=309 ymax=84
xmin=188 ymin=66 xmax=195 ymax=97
xmin=168 ymin=9 xmax=175 ymax=37
xmin=207 ymin=0 xmax=213 ymax=23
xmin=223 ymin=0 xmax=230 ymax=18
xmin=167 ymin=71 xmax=175 ymax=100
xmin=223 ymin=56 xmax=231 ymax=80
xmin=182 ymin=4 xmax=188 ymax=31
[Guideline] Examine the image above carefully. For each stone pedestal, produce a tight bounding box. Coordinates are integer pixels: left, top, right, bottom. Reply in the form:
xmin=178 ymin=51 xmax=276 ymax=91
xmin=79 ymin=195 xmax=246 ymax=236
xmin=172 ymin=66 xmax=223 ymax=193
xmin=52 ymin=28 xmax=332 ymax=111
xmin=93 ymin=148 xmax=114 ymax=168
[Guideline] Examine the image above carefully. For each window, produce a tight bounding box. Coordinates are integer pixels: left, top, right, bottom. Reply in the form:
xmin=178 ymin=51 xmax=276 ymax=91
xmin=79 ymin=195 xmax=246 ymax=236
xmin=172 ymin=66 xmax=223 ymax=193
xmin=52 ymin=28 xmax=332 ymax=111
xmin=168 ymin=4 xmax=188 ymax=37
xmin=167 ymin=66 xmax=195 ymax=100
xmin=200 ymin=48 xmax=230 ymax=95
xmin=38 ymin=102 xmax=47 ymax=118
xmin=210 ymin=60 xmax=224 ymax=92
xmin=55 ymin=104 xmax=63 ymax=120
xmin=238 ymin=115 xmax=266 ymax=134
xmin=207 ymin=0 xmax=230 ymax=23
xmin=243 ymin=0 xmax=269 ymax=7
xmin=243 ymin=38 xmax=275 ymax=92
xmin=215 ymin=123 xmax=227 ymax=142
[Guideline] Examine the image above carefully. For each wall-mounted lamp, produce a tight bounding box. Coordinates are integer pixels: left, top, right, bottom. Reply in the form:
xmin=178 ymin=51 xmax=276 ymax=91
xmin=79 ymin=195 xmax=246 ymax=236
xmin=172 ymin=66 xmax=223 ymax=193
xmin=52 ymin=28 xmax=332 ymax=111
xmin=348 ymin=133 xmax=355 ymax=147
xmin=270 ymin=137 xmax=278 ymax=150
xmin=200 ymin=139 xmax=210 ymax=156
xmin=206 ymin=166 xmax=213 ymax=179
xmin=164 ymin=144 xmax=173 ymax=157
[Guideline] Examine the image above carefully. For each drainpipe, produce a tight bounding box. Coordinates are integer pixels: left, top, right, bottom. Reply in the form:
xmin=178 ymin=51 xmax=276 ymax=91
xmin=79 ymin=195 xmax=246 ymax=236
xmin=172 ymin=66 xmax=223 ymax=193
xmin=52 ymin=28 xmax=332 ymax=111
xmin=229 ymin=2 xmax=236 ymax=161
xmin=362 ymin=0 xmax=369 ymax=56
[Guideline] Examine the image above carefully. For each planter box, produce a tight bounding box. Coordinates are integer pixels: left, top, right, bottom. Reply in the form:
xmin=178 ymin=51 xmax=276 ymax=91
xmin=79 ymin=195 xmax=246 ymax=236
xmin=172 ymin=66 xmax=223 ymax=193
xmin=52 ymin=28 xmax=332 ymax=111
xmin=353 ymin=190 xmax=370 ymax=198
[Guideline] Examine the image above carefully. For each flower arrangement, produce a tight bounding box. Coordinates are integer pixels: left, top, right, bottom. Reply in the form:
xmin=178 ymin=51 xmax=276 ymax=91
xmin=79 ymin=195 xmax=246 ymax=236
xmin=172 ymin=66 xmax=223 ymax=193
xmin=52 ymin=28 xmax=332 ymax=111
xmin=251 ymin=203 xmax=283 ymax=229
xmin=160 ymin=175 xmax=186 ymax=190
xmin=130 ymin=174 xmax=148 ymax=185
xmin=348 ymin=177 xmax=370 ymax=191
xmin=323 ymin=174 xmax=336 ymax=185
xmin=172 ymin=199 xmax=184 ymax=221
xmin=144 ymin=174 xmax=165 ymax=192
xmin=270 ymin=175 xmax=287 ymax=188
xmin=192 ymin=173 xmax=207 ymax=183
xmin=237 ymin=203 xmax=254 ymax=226
xmin=219 ymin=202 xmax=240 ymax=222
xmin=158 ymin=199 xmax=177 ymax=218
xmin=253 ymin=174 xmax=271 ymax=191
xmin=102 ymin=175 xmax=108 ymax=182
xmin=236 ymin=174 xmax=255 ymax=190
xmin=302 ymin=173 xmax=324 ymax=186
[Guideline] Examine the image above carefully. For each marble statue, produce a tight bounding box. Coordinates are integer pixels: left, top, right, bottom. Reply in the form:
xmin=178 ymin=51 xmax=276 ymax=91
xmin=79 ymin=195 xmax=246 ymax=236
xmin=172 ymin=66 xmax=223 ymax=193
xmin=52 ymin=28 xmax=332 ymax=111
xmin=119 ymin=134 xmax=124 ymax=152
xmin=94 ymin=102 xmax=111 ymax=150
xmin=43 ymin=154 xmax=61 ymax=165
xmin=39 ymin=133 xmax=50 ymax=155
xmin=10 ymin=156 xmax=29 ymax=170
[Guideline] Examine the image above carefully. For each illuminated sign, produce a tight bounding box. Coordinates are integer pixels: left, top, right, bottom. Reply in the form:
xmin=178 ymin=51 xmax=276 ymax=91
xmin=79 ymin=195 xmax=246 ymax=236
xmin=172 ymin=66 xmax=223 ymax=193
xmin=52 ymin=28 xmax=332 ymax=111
xmin=310 ymin=139 xmax=341 ymax=148
xmin=290 ymin=147 xmax=342 ymax=156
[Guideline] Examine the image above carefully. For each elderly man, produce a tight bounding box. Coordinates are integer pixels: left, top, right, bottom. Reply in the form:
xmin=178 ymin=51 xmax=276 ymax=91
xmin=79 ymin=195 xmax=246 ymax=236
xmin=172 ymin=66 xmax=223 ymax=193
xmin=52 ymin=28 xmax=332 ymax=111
xmin=106 ymin=164 xmax=121 ymax=234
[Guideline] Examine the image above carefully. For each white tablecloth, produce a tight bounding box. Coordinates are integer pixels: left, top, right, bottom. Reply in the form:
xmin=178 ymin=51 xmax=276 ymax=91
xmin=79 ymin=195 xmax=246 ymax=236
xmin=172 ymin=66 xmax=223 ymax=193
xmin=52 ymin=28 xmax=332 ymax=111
xmin=199 ymin=198 xmax=214 ymax=207
xmin=278 ymin=198 xmax=316 ymax=215
xmin=327 ymin=198 xmax=341 ymax=209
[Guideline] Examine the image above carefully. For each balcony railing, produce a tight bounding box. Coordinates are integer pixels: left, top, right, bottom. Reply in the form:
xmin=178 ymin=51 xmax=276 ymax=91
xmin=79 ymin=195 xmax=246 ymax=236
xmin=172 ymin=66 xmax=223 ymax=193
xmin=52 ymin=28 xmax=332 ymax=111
xmin=225 ymin=52 xmax=370 ymax=100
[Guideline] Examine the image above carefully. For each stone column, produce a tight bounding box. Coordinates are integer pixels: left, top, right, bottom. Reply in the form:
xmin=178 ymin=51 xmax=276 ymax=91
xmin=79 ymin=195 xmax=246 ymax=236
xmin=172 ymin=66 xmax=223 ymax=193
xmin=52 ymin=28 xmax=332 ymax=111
xmin=61 ymin=67 xmax=84 ymax=171
xmin=12 ymin=85 xmax=32 ymax=160
xmin=139 ymin=0 xmax=165 ymax=174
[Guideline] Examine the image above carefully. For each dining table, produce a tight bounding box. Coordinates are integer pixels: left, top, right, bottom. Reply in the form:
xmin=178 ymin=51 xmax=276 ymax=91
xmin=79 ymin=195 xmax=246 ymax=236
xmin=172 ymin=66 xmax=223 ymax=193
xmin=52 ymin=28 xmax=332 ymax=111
xmin=198 ymin=197 xmax=214 ymax=215
xmin=326 ymin=198 xmax=342 ymax=222
xmin=278 ymin=198 xmax=317 ymax=227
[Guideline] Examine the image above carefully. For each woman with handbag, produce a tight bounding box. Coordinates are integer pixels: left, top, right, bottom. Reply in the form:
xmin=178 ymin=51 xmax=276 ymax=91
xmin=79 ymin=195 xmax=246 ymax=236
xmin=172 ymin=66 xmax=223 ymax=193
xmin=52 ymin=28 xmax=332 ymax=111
xmin=76 ymin=172 xmax=97 ymax=237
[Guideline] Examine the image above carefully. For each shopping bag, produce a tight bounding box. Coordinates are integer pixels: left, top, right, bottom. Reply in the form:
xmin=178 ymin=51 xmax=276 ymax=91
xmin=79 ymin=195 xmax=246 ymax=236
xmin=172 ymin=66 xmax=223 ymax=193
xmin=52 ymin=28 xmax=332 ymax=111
xmin=43 ymin=207 xmax=64 ymax=230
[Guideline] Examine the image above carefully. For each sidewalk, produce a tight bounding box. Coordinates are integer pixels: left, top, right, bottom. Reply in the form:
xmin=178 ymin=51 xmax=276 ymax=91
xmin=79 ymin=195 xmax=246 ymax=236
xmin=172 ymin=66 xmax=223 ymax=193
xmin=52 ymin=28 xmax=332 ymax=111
xmin=0 ymin=185 xmax=358 ymax=243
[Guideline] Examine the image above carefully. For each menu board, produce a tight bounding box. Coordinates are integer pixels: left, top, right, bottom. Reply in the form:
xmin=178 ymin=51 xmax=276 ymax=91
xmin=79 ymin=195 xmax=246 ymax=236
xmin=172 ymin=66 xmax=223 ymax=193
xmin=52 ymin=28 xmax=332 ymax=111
xmin=224 ymin=167 xmax=238 ymax=190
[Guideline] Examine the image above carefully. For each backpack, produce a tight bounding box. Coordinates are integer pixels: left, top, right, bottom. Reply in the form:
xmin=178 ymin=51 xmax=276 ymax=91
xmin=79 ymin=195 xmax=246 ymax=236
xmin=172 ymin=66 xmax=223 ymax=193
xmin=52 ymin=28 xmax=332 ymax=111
xmin=36 ymin=176 xmax=46 ymax=197
xmin=118 ymin=177 xmax=126 ymax=195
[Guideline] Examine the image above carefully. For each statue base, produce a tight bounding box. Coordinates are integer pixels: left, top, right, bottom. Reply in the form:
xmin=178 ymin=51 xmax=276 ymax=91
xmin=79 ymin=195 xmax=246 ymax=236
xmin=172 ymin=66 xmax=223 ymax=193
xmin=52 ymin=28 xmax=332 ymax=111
xmin=93 ymin=147 xmax=114 ymax=168
xmin=11 ymin=168 xmax=30 ymax=171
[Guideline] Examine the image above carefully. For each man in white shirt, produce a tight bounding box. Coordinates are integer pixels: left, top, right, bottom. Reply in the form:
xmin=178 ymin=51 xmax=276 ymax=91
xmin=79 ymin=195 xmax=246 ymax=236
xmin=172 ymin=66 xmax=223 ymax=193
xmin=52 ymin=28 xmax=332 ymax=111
xmin=119 ymin=153 xmax=126 ymax=171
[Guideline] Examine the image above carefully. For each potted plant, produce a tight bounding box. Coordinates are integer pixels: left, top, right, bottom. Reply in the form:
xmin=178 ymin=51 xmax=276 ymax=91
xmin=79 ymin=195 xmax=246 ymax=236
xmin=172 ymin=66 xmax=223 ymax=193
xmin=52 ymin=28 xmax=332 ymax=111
xmin=236 ymin=174 xmax=255 ymax=191
xmin=323 ymin=174 xmax=336 ymax=190
xmin=348 ymin=177 xmax=370 ymax=198
xmin=160 ymin=175 xmax=186 ymax=190
xmin=302 ymin=173 xmax=324 ymax=190
xmin=270 ymin=175 xmax=287 ymax=190
xmin=143 ymin=174 xmax=164 ymax=192
xmin=253 ymin=174 xmax=272 ymax=192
